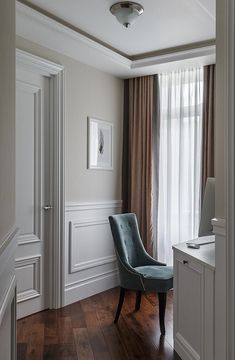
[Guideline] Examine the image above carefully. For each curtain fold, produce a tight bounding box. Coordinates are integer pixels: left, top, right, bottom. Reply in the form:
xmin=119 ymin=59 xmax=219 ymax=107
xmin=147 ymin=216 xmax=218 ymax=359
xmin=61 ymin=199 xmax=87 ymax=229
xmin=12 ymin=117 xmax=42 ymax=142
xmin=201 ymin=64 xmax=215 ymax=197
xmin=122 ymin=75 xmax=157 ymax=255
xmin=157 ymin=68 xmax=203 ymax=265
xmin=152 ymin=75 xmax=161 ymax=258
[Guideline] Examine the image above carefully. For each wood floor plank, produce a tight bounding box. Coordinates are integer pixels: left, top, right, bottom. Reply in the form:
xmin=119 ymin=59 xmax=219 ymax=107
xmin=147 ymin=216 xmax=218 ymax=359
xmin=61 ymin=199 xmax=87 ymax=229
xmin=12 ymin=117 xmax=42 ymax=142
xmin=17 ymin=288 xmax=181 ymax=360
xmin=58 ymin=316 xmax=74 ymax=344
xmin=43 ymin=344 xmax=77 ymax=360
xmin=96 ymin=307 xmax=132 ymax=360
xmin=84 ymin=310 xmax=111 ymax=360
xmin=73 ymin=328 xmax=95 ymax=360
xmin=26 ymin=323 xmax=44 ymax=360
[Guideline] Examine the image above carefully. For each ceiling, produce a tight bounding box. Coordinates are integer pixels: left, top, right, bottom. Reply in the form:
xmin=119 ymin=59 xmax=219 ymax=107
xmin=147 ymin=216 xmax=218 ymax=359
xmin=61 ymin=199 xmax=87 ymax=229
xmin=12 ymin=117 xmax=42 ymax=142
xmin=25 ymin=0 xmax=215 ymax=58
xmin=16 ymin=0 xmax=216 ymax=77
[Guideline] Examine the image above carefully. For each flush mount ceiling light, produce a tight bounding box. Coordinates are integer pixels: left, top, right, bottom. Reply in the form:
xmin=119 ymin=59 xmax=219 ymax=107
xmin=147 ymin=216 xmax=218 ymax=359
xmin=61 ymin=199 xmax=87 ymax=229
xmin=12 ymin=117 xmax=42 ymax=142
xmin=110 ymin=2 xmax=144 ymax=28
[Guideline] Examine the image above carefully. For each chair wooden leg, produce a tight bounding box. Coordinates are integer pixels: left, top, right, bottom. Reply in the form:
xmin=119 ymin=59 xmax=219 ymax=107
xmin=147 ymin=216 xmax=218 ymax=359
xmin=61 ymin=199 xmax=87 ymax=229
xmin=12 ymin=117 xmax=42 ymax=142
xmin=158 ymin=292 xmax=167 ymax=335
xmin=114 ymin=287 xmax=125 ymax=323
xmin=135 ymin=291 xmax=142 ymax=311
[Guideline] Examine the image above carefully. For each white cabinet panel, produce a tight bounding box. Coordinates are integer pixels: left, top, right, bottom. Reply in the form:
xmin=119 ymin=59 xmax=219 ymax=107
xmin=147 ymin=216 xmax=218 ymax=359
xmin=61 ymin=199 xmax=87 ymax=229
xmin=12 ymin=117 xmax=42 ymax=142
xmin=178 ymin=260 xmax=202 ymax=354
xmin=173 ymin=245 xmax=215 ymax=360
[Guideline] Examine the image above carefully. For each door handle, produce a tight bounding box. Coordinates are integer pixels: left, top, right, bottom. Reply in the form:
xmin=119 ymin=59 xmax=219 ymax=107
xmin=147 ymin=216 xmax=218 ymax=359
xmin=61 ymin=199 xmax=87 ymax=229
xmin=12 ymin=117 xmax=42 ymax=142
xmin=43 ymin=205 xmax=53 ymax=210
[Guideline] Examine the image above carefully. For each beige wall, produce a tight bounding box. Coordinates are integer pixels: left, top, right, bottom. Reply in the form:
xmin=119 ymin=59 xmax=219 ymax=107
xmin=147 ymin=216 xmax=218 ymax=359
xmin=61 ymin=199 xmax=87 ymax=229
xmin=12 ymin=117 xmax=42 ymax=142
xmin=16 ymin=36 xmax=124 ymax=203
xmin=0 ymin=0 xmax=16 ymax=244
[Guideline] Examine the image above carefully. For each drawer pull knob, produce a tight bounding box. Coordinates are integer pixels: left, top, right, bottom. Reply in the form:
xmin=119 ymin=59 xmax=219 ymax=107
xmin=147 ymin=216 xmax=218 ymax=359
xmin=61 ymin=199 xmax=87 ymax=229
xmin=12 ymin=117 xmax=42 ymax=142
xmin=183 ymin=260 xmax=188 ymax=265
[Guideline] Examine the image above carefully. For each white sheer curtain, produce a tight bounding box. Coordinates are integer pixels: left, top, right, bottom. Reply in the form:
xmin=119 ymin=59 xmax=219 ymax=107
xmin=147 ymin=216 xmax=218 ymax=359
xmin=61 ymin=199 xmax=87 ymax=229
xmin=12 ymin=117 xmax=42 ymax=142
xmin=157 ymin=68 xmax=203 ymax=265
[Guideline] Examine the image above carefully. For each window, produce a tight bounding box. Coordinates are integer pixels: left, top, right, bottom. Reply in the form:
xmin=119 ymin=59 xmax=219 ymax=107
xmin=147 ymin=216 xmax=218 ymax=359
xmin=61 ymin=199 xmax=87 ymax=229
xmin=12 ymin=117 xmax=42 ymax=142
xmin=157 ymin=68 xmax=203 ymax=265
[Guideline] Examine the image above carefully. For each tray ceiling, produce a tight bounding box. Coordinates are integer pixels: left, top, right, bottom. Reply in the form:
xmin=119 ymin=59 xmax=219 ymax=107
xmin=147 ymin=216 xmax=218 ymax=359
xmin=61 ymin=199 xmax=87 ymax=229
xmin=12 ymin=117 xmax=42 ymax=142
xmin=24 ymin=0 xmax=215 ymax=57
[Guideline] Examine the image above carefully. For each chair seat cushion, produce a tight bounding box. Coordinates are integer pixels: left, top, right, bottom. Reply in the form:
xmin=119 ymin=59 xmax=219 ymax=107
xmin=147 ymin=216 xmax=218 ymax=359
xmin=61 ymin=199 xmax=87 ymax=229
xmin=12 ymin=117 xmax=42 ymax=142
xmin=134 ymin=265 xmax=173 ymax=280
xmin=134 ymin=265 xmax=173 ymax=292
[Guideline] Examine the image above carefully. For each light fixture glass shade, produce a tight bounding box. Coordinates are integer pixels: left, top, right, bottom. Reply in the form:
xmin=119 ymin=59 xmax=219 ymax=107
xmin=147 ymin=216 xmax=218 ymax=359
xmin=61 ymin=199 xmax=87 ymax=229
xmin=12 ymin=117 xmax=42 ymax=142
xmin=110 ymin=2 xmax=144 ymax=28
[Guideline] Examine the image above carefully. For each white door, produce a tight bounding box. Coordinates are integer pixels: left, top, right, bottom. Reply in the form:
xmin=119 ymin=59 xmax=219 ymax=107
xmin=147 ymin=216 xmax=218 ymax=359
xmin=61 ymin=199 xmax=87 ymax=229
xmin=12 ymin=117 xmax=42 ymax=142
xmin=15 ymin=66 xmax=51 ymax=319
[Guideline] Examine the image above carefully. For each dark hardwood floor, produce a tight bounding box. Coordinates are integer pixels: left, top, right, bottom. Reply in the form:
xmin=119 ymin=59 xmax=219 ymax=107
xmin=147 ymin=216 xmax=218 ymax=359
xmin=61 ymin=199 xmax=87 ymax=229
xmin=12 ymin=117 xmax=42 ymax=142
xmin=17 ymin=288 xmax=181 ymax=360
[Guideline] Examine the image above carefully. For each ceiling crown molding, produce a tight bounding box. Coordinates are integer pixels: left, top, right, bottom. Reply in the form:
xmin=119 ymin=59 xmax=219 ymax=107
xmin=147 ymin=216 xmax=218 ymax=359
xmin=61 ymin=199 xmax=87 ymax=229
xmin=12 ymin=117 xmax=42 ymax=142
xmin=16 ymin=1 xmax=216 ymax=78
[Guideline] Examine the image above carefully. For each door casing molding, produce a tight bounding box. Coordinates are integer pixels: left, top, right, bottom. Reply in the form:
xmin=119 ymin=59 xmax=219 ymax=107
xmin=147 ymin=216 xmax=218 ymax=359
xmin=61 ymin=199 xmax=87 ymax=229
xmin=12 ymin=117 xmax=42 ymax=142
xmin=16 ymin=48 xmax=65 ymax=309
xmin=225 ymin=0 xmax=235 ymax=357
xmin=216 ymin=0 xmax=235 ymax=358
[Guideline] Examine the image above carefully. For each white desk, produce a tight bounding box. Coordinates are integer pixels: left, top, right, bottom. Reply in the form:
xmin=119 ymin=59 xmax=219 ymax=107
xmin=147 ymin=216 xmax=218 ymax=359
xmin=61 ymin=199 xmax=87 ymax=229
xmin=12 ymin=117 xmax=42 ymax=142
xmin=173 ymin=236 xmax=215 ymax=360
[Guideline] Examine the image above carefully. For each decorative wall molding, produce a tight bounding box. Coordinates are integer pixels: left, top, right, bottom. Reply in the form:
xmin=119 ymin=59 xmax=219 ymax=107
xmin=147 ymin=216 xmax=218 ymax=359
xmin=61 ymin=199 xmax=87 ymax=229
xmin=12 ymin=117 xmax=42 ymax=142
xmin=68 ymin=218 xmax=117 ymax=273
xmin=65 ymin=200 xmax=121 ymax=305
xmin=0 ymin=227 xmax=18 ymax=326
xmin=17 ymin=234 xmax=40 ymax=246
xmin=131 ymin=44 xmax=215 ymax=69
xmin=66 ymin=200 xmax=122 ymax=212
xmin=212 ymin=218 xmax=226 ymax=237
xmin=16 ymin=47 xmax=64 ymax=76
xmin=0 ymin=276 xmax=16 ymax=328
xmin=16 ymin=48 xmax=65 ymax=309
xmin=16 ymin=1 xmax=216 ymax=78
xmin=15 ymin=256 xmax=41 ymax=303
xmin=0 ymin=227 xmax=18 ymax=257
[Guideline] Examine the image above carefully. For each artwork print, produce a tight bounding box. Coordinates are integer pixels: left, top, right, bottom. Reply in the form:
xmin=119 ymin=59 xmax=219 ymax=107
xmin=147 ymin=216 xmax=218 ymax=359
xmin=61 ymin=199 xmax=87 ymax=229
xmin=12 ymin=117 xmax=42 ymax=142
xmin=88 ymin=117 xmax=113 ymax=170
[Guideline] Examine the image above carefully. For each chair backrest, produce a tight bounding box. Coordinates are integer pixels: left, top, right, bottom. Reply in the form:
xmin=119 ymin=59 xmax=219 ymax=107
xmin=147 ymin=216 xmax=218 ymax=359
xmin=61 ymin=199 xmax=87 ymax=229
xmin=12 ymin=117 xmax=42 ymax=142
xmin=198 ymin=177 xmax=215 ymax=237
xmin=109 ymin=213 xmax=146 ymax=268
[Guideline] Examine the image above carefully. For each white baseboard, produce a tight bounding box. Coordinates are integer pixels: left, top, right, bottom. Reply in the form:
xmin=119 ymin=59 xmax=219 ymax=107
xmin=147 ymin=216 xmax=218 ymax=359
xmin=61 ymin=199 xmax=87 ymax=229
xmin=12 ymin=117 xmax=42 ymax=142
xmin=174 ymin=333 xmax=200 ymax=360
xmin=65 ymin=269 xmax=119 ymax=305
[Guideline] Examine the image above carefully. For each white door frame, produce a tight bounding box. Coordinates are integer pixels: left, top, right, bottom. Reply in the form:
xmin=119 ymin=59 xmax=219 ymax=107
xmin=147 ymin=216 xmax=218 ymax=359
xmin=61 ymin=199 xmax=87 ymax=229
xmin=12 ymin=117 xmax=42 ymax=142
xmin=224 ymin=0 xmax=235 ymax=356
xmin=215 ymin=0 xmax=235 ymax=359
xmin=16 ymin=49 xmax=65 ymax=309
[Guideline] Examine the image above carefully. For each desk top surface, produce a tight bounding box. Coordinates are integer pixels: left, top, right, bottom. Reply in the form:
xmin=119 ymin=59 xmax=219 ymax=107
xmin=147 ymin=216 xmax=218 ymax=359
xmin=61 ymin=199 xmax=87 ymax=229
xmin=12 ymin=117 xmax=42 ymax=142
xmin=172 ymin=235 xmax=215 ymax=270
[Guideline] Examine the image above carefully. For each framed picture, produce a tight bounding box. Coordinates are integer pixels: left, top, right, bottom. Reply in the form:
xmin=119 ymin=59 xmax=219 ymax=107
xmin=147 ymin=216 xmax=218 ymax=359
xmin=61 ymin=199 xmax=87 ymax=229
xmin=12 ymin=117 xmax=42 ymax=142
xmin=87 ymin=117 xmax=113 ymax=170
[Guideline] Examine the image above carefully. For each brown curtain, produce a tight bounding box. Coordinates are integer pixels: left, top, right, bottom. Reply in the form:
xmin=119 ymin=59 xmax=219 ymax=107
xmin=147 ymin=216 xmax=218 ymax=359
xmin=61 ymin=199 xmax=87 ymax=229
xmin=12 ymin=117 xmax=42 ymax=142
xmin=201 ymin=64 xmax=215 ymax=197
xmin=122 ymin=76 xmax=155 ymax=255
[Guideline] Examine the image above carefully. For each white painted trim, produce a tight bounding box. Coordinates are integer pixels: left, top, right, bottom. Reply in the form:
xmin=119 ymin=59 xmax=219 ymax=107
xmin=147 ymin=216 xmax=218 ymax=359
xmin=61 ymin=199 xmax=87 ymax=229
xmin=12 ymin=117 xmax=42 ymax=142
xmin=0 ymin=227 xmax=18 ymax=327
xmin=16 ymin=1 xmax=215 ymax=78
xmin=72 ymin=218 xmax=109 ymax=227
xmin=15 ymin=256 xmax=41 ymax=303
xmin=11 ymin=288 xmax=17 ymax=360
xmin=174 ymin=333 xmax=200 ymax=360
xmin=212 ymin=218 xmax=226 ymax=237
xmin=68 ymin=218 xmax=116 ymax=273
xmin=131 ymin=45 xmax=215 ymax=69
xmin=16 ymin=49 xmax=65 ymax=309
xmin=17 ymin=234 xmax=40 ymax=246
xmin=16 ymin=48 xmax=64 ymax=76
xmin=65 ymin=200 xmax=122 ymax=212
xmin=224 ymin=0 xmax=235 ymax=358
xmin=65 ymin=269 xmax=118 ymax=290
xmin=16 ymin=2 xmax=131 ymax=72
xmin=70 ymin=256 xmax=116 ymax=273
xmin=65 ymin=269 xmax=119 ymax=305
xmin=0 ymin=276 xmax=16 ymax=327
xmin=0 ymin=227 xmax=18 ymax=257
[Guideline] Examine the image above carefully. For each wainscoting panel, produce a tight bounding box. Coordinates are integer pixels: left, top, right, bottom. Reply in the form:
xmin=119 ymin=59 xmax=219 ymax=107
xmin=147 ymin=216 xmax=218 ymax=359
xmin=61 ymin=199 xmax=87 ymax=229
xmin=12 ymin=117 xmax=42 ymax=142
xmin=0 ymin=227 xmax=18 ymax=360
xmin=15 ymin=256 xmax=41 ymax=303
xmin=65 ymin=201 xmax=122 ymax=305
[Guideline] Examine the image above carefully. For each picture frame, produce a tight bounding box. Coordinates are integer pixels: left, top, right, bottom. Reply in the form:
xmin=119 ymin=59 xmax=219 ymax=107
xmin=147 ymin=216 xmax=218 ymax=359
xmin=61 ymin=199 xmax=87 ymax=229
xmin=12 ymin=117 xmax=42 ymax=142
xmin=87 ymin=117 xmax=113 ymax=170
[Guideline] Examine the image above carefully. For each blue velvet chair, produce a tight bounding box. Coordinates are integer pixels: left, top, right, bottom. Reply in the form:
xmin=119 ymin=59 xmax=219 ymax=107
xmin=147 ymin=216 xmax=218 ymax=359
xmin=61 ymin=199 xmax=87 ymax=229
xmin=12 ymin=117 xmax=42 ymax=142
xmin=109 ymin=213 xmax=173 ymax=335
